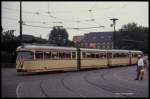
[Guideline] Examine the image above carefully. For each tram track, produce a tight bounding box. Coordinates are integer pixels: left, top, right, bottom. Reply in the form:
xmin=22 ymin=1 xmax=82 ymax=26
xmin=39 ymin=73 xmax=81 ymax=97
xmin=83 ymin=67 xmax=135 ymax=97
xmin=14 ymin=66 xmax=148 ymax=97
xmin=60 ymin=70 xmax=115 ymax=97
xmin=43 ymin=67 xmax=136 ymax=97
xmin=60 ymin=73 xmax=87 ymax=97
xmin=39 ymin=80 xmax=49 ymax=97
xmin=83 ymin=67 xmax=148 ymax=97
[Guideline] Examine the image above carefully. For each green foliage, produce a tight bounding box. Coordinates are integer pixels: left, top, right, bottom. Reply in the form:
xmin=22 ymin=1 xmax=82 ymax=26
xmin=66 ymin=40 xmax=75 ymax=47
xmin=1 ymin=29 xmax=48 ymax=67
xmin=17 ymin=34 xmax=48 ymax=44
xmin=1 ymin=51 xmax=13 ymax=63
xmin=2 ymin=30 xmax=20 ymax=54
xmin=116 ymin=23 xmax=148 ymax=54
xmin=49 ymin=26 xmax=75 ymax=46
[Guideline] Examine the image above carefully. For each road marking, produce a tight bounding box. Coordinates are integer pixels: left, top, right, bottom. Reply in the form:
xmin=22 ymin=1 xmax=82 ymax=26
xmin=16 ymin=82 xmax=24 ymax=98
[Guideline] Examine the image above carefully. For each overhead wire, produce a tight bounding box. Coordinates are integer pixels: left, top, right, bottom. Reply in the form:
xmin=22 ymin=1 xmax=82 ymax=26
xmin=23 ymin=22 xmax=105 ymax=30
xmin=47 ymin=2 xmax=51 ymax=14
xmin=2 ymin=6 xmax=104 ymax=29
xmin=87 ymin=2 xmax=106 ymax=29
xmin=2 ymin=3 xmax=107 ymax=33
xmin=23 ymin=23 xmax=53 ymax=28
xmin=2 ymin=16 xmax=105 ymax=32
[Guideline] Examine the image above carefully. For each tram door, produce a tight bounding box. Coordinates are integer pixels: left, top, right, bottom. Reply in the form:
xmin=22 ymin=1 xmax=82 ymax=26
xmin=129 ymin=52 xmax=132 ymax=65
xmin=107 ymin=52 xmax=112 ymax=67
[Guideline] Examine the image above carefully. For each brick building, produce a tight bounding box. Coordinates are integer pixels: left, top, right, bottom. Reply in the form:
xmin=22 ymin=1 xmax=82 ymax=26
xmin=73 ymin=32 xmax=113 ymax=49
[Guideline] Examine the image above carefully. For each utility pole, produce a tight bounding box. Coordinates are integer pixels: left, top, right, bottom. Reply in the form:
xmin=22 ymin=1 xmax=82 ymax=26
xmin=76 ymin=41 xmax=80 ymax=71
xmin=110 ymin=18 xmax=119 ymax=49
xmin=20 ymin=1 xmax=23 ymax=45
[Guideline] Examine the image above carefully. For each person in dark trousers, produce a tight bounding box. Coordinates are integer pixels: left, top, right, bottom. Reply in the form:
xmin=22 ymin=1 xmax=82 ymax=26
xmin=135 ymin=54 xmax=145 ymax=80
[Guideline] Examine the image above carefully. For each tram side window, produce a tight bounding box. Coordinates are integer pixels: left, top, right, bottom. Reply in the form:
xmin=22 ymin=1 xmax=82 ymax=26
xmin=82 ymin=52 xmax=86 ymax=59
xmin=82 ymin=52 xmax=93 ymax=59
xmin=113 ymin=53 xmax=128 ymax=58
xmin=72 ymin=52 xmax=76 ymax=59
xmin=82 ymin=52 xmax=101 ymax=59
xmin=108 ymin=53 xmax=112 ymax=58
xmin=99 ymin=53 xmax=106 ymax=59
xmin=103 ymin=53 xmax=106 ymax=58
xmin=91 ymin=53 xmax=99 ymax=58
xmin=113 ymin=53 xmax=120 ymax=58
xmin=119 ymin=53 xmax=128 ymax=58
xmin=91 ymin=53 xmax=95 ymax=58
xmin=65 ymin=51 xmax=71 ymax=59
xmin=84 ymin=52 xmax=102 ymax=59
xmin=136 ymin=53 xmax=139 ymax=57
xmin=51 ymin=51 xmax=59 ymax=59
xmin=86 ymin=53 xmax=91 ymax=58
xmin=133 ymin=53 xmax=138 ymax=58
xmin=35 ymin=51 xmax=43 ymax=59
xmin=17 ymin=51 xmax=34 ymax=60
xmin=95 ymin=53 xmax=99 ymax=58
xmin=59 ymin=51 xmax=65 ymax=59
xmin=44 ymin=51 xmax=51 ymax=59
xmin=125 ymin=53 xmax=129 ymax=57
xmin=124 ymin=53 xmax=129 ymax=58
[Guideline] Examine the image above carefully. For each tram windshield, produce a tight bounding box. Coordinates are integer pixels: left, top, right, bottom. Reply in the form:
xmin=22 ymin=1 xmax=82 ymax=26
xmin=17 ymin=51 xmax=34 ymax=60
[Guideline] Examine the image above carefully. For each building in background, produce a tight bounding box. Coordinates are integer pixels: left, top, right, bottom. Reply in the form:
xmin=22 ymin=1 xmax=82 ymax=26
xmin=73 ymin=35 xmax=84 ymax=44
xmin=73 ymin=32 xmax=113 ymax=49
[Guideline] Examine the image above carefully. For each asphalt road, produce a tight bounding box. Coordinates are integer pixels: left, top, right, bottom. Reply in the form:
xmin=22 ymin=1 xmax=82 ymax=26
xmin=2 ymin=65 xmax=149 ymax=98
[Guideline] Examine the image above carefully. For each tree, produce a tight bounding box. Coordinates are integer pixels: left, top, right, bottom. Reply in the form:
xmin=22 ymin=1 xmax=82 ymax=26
xmin=1 ymin=29 xmax=20 ymax=64
xmin=1 ymin=30 xmax=19 ymax=54
xmin=49 ymin=26 xmax=74 ymax=46
xmin=17 ymin=34 xmax=48 ymax=44
xmin=116 ymin=23 xmax=148 ymax=54
xmin=1 ymin=28 xmax=50 ymax=67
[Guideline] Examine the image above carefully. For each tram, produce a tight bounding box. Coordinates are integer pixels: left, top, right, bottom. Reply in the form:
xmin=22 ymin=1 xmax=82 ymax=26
xmin=16 ymin=44 xmax=143 ymax=72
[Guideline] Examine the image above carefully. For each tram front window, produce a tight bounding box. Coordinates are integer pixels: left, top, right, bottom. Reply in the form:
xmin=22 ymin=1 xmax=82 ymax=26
xmin=17 ymin=51 xmax=34 ymax=60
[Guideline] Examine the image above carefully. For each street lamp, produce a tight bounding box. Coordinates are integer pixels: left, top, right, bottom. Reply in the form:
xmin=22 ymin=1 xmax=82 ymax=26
xmin=110 ymin=18 xmax=119 ymax=49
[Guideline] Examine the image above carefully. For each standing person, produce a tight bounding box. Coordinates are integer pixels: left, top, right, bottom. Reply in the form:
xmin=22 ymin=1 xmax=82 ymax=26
xmin=135 ymin=54 xmax=144 ymax=80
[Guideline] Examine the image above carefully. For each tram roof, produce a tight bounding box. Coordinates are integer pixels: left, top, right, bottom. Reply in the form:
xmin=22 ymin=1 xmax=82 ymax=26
xmin=129 ymin=50 xmax=143 ymax=53
xmin=17 ymin=44 xmax=76 ymax=51
xmin=80 ymin=48 xmax=106 ymax=52
xmin=80 ymin=48 xmax=131 ymax=52
xmin=107 ymin=49 xmax=129 ymax=52
xmin=109 ymin=49 xmax=142 ymax=53
xmin=16 ymin=44 xmax=142 ymax=53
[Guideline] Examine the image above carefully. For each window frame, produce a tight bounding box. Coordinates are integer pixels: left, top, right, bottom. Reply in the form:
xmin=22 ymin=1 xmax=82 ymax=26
xmin=35 ymin=51 xmax=44 ymax=60
xmin=113 ymin=52 xmax=129 ymax=58
xmin=81 ymin=51 xmax=106 ymax=59
xmin=17 ymin=51 xmax=34 ymax=60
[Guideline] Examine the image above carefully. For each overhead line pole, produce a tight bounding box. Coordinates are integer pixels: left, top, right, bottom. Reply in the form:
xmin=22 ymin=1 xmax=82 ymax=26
xmin=20 ymin=1 xmax=23 ymax=46
xmin=110 ymin=18 xmax=119 ymax=49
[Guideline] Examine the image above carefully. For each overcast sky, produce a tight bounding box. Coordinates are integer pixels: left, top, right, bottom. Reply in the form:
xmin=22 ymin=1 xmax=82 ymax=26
xmin=2 ymin=1 xmax=149 ymax=40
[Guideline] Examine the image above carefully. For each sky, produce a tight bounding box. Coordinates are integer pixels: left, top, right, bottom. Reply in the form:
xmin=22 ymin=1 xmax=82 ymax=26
xmin=2 ymin=1 xmax=149 ymax=41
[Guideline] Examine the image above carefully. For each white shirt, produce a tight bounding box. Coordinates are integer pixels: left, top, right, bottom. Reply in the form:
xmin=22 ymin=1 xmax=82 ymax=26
xmin=138 ymin=58 xmax=144 ymax=67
